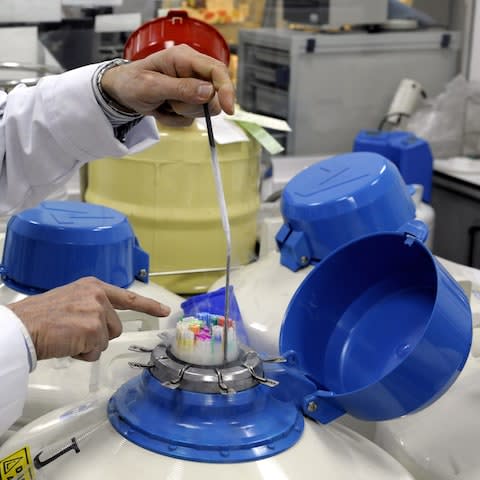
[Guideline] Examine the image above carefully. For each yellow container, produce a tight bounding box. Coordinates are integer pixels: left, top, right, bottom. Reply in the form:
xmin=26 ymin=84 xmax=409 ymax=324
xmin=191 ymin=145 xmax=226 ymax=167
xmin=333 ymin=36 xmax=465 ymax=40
xmin=85 ymin=122 xmax=260 ymax=295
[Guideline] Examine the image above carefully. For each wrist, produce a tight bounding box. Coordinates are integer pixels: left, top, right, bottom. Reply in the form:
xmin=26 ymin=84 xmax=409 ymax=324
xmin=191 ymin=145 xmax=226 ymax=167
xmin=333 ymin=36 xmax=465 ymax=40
xmin=96 ymin=59 xmax=140 ymax=117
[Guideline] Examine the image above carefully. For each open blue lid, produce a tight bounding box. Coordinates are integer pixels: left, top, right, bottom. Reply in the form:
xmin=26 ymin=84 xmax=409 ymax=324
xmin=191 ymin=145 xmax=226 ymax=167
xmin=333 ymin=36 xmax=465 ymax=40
xmin=278 ymin=227 xmax=472 ymax=423
xmin=0 ymin=201 xmax=149 ymax=294
xmin=276 ymin=152 xmax=416 ymax=271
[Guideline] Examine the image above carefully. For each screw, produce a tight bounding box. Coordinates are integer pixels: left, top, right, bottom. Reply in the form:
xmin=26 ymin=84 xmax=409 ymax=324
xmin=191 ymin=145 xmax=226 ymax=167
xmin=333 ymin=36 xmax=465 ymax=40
xmin=138 ymin=268 xmax=148 ymax=279
xmin=300 ymin=256 xmax=309 ymax=265
xmin=307 ymin=401 xmax=317 ymax=412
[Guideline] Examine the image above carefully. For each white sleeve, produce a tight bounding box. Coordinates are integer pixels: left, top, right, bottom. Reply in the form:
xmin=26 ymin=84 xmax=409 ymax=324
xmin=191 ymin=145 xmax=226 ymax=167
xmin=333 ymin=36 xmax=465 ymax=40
xmin=0 ymin=305 xmax=30 ymax=436
xmin=0 ymin=63 xmax=159 ymax=216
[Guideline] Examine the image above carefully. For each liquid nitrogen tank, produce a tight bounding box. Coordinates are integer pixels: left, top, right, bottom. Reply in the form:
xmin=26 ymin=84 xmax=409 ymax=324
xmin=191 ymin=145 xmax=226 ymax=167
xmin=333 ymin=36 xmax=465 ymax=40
xmin=0 ymin=198 xmax=471 ymax=479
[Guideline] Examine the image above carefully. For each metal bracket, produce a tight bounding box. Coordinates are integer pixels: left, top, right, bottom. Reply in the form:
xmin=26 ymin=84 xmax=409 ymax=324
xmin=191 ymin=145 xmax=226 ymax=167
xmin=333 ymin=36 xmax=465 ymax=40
xmin=162 ymin=364 xmax=191 ymax=390
xmin=215 ymin=368 xmax=236 ymax=395
xmin=128 ymin=345 xmax=154 ymax=353
xmin=243 ymin=363 xmax=279 ymax=387
xmin=128 ymin=361 xmax=155 ymax=369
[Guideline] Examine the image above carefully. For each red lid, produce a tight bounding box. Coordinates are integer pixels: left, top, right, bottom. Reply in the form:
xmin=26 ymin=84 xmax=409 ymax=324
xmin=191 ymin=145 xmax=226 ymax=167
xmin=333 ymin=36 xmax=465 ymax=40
xmin=124 ymin=10 xmax=230 ymax=65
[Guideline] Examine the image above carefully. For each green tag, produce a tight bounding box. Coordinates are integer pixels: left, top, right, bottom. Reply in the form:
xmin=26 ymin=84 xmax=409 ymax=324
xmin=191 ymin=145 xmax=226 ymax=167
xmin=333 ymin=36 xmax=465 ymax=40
xmin=234 ymin=121 xmax=285 ymax=155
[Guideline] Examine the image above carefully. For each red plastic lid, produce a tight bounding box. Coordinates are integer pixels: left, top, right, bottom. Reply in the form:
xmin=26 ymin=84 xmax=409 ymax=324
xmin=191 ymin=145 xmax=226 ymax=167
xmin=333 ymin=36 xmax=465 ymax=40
xmin=124 ymin=10 xmax=230 ymax=65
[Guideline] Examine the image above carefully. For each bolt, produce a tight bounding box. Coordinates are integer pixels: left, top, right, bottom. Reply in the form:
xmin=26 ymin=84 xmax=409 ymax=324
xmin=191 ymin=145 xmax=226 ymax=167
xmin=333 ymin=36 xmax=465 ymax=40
xmin=138 ymin=268 xmax=148 ymax=279
xmin=300 ymin=256 xmax=309 ymax=265
xmin=307 ymin=401 xmax=317 ymax=412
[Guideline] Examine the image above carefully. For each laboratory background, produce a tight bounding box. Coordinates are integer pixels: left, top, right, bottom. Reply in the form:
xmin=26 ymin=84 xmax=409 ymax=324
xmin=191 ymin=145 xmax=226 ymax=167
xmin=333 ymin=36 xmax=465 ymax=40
xmin=1 ymin=1 xmax=480 ymax=479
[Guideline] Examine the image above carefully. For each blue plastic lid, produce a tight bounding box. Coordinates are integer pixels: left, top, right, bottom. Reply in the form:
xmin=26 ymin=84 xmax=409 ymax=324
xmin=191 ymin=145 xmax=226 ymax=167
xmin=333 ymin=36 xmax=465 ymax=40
xmin=109 ymin=370 xmax=303 ymax=463
xmin=278 ymin=227 xmax=472 ymax=422
xmin=276 ymin=152 xmax=416 ymax=271
xmin=0 ymin=201 xmax=149 ymax=294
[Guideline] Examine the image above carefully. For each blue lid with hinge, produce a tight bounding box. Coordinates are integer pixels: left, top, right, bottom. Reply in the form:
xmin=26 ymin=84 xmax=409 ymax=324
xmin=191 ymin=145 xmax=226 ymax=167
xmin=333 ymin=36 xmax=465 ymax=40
xmin=277 ymin=223 xmax=471 ymax=423
xmin=275 ymin=152 xmax=416 ymax=271
xmin=0 ymin=201 xmax=149 ymax=294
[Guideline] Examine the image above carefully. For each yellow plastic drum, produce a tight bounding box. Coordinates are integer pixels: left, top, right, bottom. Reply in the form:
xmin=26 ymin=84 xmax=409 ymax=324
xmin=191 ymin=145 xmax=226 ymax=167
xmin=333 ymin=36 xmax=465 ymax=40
xmin=85 ymin=122 xmax=260 ymax=294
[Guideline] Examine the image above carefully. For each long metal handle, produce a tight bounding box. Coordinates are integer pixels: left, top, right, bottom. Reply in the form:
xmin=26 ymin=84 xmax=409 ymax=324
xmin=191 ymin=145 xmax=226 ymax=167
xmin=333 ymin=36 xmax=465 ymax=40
xmin=203 ymin=103 xmax=232 ymax=366
xmin=148 ymin=266 xmax=234 ymax=277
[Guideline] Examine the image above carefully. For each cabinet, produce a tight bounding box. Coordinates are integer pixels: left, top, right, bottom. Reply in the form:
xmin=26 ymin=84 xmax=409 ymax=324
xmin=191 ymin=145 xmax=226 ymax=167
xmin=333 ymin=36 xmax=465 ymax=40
xmin=237 ymin=28 xmax=460 ymax=155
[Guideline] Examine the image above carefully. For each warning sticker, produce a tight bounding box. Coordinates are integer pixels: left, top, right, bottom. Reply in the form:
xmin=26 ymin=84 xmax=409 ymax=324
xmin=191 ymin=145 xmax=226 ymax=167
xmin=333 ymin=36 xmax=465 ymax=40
xmin=0 ymin=446 xmax=35 ymax=480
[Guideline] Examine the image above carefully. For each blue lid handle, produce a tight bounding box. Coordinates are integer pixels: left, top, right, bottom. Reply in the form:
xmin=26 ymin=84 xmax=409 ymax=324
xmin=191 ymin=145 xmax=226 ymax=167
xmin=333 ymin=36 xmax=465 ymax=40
xmin=133 ymin=238 xmax=149 ymax=283
xmin=399 ymin=219 xmax=429 ymax=245
xmin=303 ymin=390 xmax=345 ymax=424
xmin=275 ymin=224 xmax=312 ymax=272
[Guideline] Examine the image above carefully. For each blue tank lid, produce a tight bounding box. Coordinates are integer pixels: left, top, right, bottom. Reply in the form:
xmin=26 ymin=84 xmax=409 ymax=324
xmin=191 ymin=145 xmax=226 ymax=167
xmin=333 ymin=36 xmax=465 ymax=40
xmin=0 ymin=201 xmax=149 ymax=294
xmin=276 ymin=152 xmax=416 ymax=271
xmin=278 ymin=226 xmax=471 ymax=424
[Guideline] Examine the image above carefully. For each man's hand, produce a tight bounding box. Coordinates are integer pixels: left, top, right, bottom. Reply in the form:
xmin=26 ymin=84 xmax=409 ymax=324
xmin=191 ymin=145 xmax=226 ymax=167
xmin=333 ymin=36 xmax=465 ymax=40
xmin=101 ymin=44 xmax=235 ymax=127
xmin=7 ymin=277 xmax=170 ymax=362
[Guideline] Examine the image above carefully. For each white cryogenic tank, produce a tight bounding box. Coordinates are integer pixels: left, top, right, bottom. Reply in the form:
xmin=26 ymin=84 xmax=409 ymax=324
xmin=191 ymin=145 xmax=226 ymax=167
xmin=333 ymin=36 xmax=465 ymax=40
xmin=373 ymin=354 xmax=480 ymax=479
xmin=0 ymin=201 xmax=184 ymax=425
xmin=0 ymin=395 xmax=413 ymax=480
xmin=0 ymin=322 xmax=415 ymax=480
xmin=0 ymin=200 xmax=471 ymax=480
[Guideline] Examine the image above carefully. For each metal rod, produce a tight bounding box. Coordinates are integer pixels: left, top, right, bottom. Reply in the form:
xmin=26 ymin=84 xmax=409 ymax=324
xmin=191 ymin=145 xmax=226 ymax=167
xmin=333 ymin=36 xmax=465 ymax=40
xmin=148 ymin=266 xmax=236 ymax=277
xmin=203 ymin=103 xmax=231 ymax=366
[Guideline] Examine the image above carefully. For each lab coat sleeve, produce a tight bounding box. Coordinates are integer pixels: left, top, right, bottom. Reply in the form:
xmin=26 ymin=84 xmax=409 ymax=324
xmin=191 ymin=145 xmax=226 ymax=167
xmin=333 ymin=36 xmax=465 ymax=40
xmin=0 ymin=306 xmax=30 ymax=436
xmin=0 ymin=63 xmax=159 ymax=216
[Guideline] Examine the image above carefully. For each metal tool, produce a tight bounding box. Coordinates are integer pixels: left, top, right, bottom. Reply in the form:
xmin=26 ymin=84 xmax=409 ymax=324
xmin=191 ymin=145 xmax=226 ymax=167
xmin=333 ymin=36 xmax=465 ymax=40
xmin=203 ymin=103 xmax=231 ymax=365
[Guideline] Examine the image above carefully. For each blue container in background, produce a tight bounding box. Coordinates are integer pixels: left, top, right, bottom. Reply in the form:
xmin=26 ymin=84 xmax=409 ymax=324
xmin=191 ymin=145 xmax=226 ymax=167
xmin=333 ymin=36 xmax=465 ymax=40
xmin=276 ymin=152 xmax=416 ymax=271
xmin=354 ymin=130 xmax=433 ymax=203
xmin=279 ymin=227 xmax=472 ymax=423
xmin=0 ymin=201 xmax=149 ymax=294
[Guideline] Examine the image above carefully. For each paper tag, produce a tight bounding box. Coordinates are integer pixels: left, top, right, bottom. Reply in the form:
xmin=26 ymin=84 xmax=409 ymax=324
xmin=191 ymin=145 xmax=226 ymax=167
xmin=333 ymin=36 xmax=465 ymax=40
xmin=228 ymin=107 xmax=291 ymax=132
xmin=0 ymin=446 xmax=35 ymax=479
xmin=195 ymin=117 xmax=249 ymax=145
xmin=235 ymin=121 xmax=285 ymax=155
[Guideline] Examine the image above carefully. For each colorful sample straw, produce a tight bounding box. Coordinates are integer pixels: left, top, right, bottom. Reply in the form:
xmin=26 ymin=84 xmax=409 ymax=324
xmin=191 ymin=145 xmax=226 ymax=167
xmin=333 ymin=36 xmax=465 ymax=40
xmin=171 ymin=312 xmax=239 ymax=366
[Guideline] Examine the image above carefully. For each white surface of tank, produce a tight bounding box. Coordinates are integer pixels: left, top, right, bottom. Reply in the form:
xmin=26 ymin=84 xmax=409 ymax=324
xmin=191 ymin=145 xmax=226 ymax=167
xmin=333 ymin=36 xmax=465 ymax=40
xmin=366 ymin=257 xmax=480 ymax=480
xmin=374 ymin=355 xmax=480 ymax=480
xmin=0 ymin=395 xmax=414 ymax=480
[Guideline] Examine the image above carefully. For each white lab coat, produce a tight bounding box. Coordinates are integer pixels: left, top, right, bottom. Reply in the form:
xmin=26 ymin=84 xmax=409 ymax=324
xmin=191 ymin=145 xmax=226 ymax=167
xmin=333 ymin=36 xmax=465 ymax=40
xmin=0 ymin=63 xmax=159 ymax=436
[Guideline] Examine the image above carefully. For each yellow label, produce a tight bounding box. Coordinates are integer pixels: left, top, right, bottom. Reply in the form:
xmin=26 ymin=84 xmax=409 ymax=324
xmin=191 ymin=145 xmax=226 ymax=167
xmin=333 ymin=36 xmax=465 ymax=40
xmin=0 ymin=446 xmax=35 ymax=480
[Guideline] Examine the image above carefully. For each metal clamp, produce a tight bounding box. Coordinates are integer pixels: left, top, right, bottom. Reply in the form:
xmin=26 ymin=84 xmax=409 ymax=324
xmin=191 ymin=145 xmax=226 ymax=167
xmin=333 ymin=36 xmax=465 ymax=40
xmin=215 ymin=368 xmax=236 ymax=395
xmin=243 ymin=363 xmax=279 ymax=388
xmin=128 ymin=361 xmax=155 ymax=369
xmin=162 ymin=364 xmax=191 ymax=390
xmin=128 ymin=345 xmax=154 ymax=354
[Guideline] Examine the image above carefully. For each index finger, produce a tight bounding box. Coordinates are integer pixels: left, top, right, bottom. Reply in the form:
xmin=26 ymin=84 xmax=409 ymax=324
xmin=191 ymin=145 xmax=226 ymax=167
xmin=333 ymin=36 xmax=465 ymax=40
xmin=101 ymin=282 xmax=171 ymax=317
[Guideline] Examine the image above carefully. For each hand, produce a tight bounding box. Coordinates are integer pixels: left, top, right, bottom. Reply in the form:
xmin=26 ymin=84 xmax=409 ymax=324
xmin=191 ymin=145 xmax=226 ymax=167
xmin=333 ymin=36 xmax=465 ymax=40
xmin=101 ymin=44 xmax=235 ymax=127
xmin=7 ymin=277 xmax=171 ymax=362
